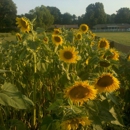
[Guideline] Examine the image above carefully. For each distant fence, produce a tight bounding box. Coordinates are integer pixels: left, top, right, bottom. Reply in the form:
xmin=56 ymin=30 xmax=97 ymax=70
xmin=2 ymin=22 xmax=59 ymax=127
xmin=92 ymin=29 xmax=130 ymax=32
xmin=95 ymin=36 xmax=130 ymax=54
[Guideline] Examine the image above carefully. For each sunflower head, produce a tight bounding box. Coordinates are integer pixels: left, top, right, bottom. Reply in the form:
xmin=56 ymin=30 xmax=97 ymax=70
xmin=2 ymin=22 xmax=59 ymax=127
xmin=16 ymin=17 xmax=31 ymax=33
xmin=43 ymin=36 xmax=49 ymax=44
xmin=127 ymin=54 xmax=130 ymax=61
xmin=59 ymin=46 xmax=80 ymax=63
xmin=79 ymin=24 xmax=89 ymax=33
xmin=52 ymin=35 xmax=63 ymax=46
xmin=64 ymin=81 xmax=97 ymax=105
xmin=106 ymin=49 xmax=119 ymax=60
xmin=94 ymin=73 xmax=120 ymax=93
xmin=98 ymin=38 xmax=110 ymax=49
xmin=53 ymin=28 xmax=62 ymax=35
xmin=16 ymin=33 xmax=22 ymax=41
xmin=74 ymin=32 xmax=82 ymax=41
xmin=61 ymin=117 xmax=91 ymax=130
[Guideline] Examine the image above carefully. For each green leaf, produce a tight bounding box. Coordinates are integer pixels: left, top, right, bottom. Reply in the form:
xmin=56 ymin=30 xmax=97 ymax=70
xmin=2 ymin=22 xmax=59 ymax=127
xmin=110 ymin=107 xmax=124 ymax=126
xmin=9 ymin=119 xmax=28 ymax=130
xmin=0 ymin=82 xmax=34 ymax=109
xmin=40 ymin=116 xmax=53 ymax=130
xmin=0 ymin=125 xmax=6 ymax=130
xmin=0 ymin=69 xmax=10 ymax=73
xmin=93 ymin=124 xmax=103 ymax=130
xmin=98 ymin=108 xmax=115 ymax=122
xmin=107 ymin=93 xmax=119 ymax=105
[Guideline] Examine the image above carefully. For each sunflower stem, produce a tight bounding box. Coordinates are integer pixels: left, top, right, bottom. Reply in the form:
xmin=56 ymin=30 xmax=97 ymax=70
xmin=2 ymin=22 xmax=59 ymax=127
xmin=33 ymin=52 xmax=37 ymax=128
xmin=54 ymin=46 xmax=58 ymax=53
xmin=66 ymin=63 xmax=70 ymax=73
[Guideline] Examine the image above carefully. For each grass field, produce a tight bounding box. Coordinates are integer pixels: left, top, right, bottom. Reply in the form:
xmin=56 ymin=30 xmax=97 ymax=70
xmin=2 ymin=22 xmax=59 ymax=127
xmin=95 ymin=32 xmax=130 ymax=46
xmin=1 ymin=32 xmax=130 ymax=46
xmin=0 ymin=33 xmax=16 ymax=43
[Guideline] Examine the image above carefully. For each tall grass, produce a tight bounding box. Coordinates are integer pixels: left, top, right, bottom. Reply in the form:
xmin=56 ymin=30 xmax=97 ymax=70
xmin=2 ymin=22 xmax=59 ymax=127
xmin=96 ymin=32 xmax=130 ymax=46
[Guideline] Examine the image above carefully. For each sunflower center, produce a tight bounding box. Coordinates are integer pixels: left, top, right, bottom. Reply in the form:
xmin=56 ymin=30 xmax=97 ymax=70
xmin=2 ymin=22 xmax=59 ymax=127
xmin=44 ymin=38 xmax=47 ymax=41
xmin=77 ymin=34 xmax=81 ymax=39
xmin=54 ymin=36 xmax=61 ymax=42
xmin=21 ymin=19 xmax=28 ymax=28
xmin=63 ymin=51 xmax=73 ymax=59
xmin=97 ymin=75 xmax=113 ymax=87
xmin=100 ymin=41 xmax=107 ymax=48
xmin=69 ymin=85 xmax=89 ymax=99
xmin=55 ymin=30 xmax=60 ymax=34
xmin=81 ymin=26 xmax=87 ymax=31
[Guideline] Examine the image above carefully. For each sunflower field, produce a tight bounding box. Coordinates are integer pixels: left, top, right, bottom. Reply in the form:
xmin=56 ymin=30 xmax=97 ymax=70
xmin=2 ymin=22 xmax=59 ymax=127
xmin=0 ymin=17 xmax=130 ymax=130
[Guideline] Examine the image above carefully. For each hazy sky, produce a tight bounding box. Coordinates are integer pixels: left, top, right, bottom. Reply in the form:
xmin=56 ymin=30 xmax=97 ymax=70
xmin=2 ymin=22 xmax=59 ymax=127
xmin=12 ymin=0 xmax=130 ymax=16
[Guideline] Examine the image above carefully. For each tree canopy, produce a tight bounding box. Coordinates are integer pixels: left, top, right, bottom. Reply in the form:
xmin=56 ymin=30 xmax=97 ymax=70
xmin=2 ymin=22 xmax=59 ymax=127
xmin=47 ymin=6 xmax=62 ymax=24
xmin=25 ymin=5 xmax=54 ymax=29
xmin=0 ymin=0 xmax=17 ymax=31
xmin=83 ymin=2 xmax=107 ymax=28
xmin=1 ymin=1 xmax=130 ymax=31
xmin=115 ymin=8 xmax=130 ymax=24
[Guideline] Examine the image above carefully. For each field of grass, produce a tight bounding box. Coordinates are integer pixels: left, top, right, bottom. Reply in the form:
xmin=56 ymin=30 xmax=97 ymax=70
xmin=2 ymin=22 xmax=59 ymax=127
xmin=1 ymin=32 xmax=130 ymax=46
xmin=95 ymin=32 xmax=130 ymax=46
xmin=0 ymin=33 xmax=16 ymax=43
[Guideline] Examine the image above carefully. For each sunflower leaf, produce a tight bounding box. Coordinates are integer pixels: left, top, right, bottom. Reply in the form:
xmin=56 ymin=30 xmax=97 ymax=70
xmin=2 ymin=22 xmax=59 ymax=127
xmin=0 ymin=82 xmax=34 ymax=109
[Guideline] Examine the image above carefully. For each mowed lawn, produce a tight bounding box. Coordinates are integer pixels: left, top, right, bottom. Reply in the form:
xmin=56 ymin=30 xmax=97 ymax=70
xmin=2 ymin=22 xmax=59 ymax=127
xmin=1 ymin=32 xmax=130 ymax=46
xmin=95 ymin=32 xmax=130 ymax=46
xmin=0 ymin=33 xmax=16 ymax=43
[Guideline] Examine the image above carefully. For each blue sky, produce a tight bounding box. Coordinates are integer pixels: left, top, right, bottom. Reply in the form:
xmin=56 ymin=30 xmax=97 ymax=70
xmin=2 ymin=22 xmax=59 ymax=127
xmin=13 ymin=0 xmax=130 ymax=16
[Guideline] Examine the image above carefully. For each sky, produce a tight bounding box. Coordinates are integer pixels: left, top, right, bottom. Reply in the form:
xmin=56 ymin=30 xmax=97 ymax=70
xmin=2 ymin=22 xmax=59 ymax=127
xmin=12 ymin=0 xmax=130 ymax=16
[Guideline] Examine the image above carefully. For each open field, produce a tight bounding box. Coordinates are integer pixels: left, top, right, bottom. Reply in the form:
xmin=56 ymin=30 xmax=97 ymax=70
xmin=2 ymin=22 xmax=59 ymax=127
xmin=1 ymin=32 xmax=130 ymax=46
xmin=0 ymin=33 xmax=16 ymax=43
xmin=95 ymin=32 xmax=130 ymax=46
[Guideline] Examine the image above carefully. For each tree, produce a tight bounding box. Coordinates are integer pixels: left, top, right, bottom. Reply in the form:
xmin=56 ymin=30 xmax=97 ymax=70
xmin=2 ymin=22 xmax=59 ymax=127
xmin=83 ymin=2 xmax=107 ymax=28
xmin=106 ymin=14 xmax=116 ymax=24
xmin=61 ymin=13 xmax=72 ymax=24
xmin=47 ymin=6 xmax=62 ymax=24
xmin=115 ymin=8 xmax=130 ymax=24
xmin=25 ymin=5 xmax=54 ymax=29
xmin=0 ymin=0 xmax=17 ymax=31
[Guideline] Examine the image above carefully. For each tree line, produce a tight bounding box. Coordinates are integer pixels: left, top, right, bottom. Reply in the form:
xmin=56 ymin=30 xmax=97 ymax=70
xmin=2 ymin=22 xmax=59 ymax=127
xmin=0 ymin=0 xmax=130 ymax=32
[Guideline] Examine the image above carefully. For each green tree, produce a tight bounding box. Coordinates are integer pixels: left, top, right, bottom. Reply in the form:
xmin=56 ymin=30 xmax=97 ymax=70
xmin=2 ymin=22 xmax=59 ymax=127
xmin=83 ymin=2 xmax=107 ymax=28
xmin=25 ymin=5 xmax=54 ymax=29
xmin=47 ymin=6 xmax=62 ymax=24
xmin=61 ymin=12 xmax=72 ymax=24
xmin=106 ymin=14 xmax=116 ymax=24
xmin=0 ymin=0 xmax=17 ymax=32
xmin=115 ymin=8 xmax=130 ymax=24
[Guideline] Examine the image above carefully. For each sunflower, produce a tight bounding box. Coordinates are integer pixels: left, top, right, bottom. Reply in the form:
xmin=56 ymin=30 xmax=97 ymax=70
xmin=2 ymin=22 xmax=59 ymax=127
xmin=53 ymin=28 xmax=62 ymax=35
xmin=16 ymin=33 xmax=22 ymax=41
xmin=61 ymin=116 xmax=91 ymax=130
xmin=94 ymin=73 xmax=120 ymax=93
xmin=16 ymin=17 xmax=31 ymax=33
xmin=74 ymin=32 xmax=82 ymax=40
xmin=106 ymin=49 xmax=119 ymax=60
xmin=59 ymin=46 xmax=80 ymax=63
xmin=98 ymin=38 xmax=110 ymax=49
xmin=52 ymin=35 xmax=63 ymax=46
xmin=86 ymin=57 xmax=91 ymax=65
xmin=89 ymin=31 xmax=96 ymax=39
xmin=43 ymin=36 xmax=49 ymax=44
xmin=79 ymin=24 xmax=89 ymax=33
xmin=127 ymin=54 xmax=130 ymax=61
xmin=64 ymin=81 xmax=97 ymax=105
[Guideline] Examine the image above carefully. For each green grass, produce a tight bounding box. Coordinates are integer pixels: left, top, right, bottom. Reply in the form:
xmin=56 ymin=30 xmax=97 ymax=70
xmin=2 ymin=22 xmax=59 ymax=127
xmin=0 ymin=33 xmax=16 ymax=43
xmin=95 ymin=32 xmax=130 ymax=46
